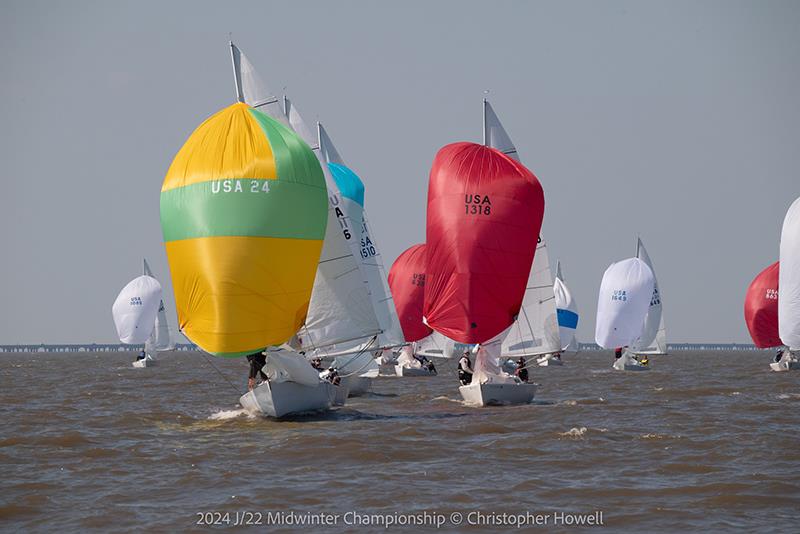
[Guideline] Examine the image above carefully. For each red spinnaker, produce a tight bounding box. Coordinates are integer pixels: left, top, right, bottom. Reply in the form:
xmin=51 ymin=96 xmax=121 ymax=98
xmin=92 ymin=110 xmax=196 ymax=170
xmin=424 ymin=142 xmax=544 ymax=344
xmin=388 ymin=244 xmax=431 ymax=342
xmin=744 ymin=261 xmax=781 ymax=348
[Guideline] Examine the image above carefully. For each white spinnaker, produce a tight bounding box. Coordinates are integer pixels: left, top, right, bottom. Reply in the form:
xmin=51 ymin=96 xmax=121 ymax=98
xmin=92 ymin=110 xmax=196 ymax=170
xmin=143 ymin=259 xmax=173 ymax=351
xmin=595 ymin=258 xmax=655 ymax=349
xmin=230 ymin=43 xmax=380 ymax=351
xmin=779 ymin=197 xmax=800 ymax=350
xmin=318 ymin=123 xmax=405 ymax=348
xmin=553 ymin=261 xmax=580 ymax=352
xmin=501 ymin=239 xmax=561 ymax=357
xmin=633 ymin=238 xmax=667 ymax=354
xmin=112 ymin=275 xmax=162 ymax=344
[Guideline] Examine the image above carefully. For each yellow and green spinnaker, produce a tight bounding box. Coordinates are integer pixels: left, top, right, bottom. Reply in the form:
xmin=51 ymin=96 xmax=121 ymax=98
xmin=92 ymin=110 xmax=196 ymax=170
xmin=160 ymin=102 xmax=327 ymax=357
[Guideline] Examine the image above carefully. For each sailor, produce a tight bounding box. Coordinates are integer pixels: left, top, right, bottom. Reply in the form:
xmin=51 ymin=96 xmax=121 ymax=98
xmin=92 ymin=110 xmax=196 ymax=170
xmin=515 ymin=357 xmax=529 ymax=382
xmin=552 ymin=352 xmax=562 ymax=361
xmin=246 ymin=350 xmax=268 ymax=391
xmin=325 ymin=367 xmax=341 ymax=386
xmin=614 ymin=348 xmax=623 ymax=359
xmin=136 ymin=350 xmax=146 ymax=361
xmin=310 ymin=357 xmax=323 ymax=371
xmin=640 ymin=356 xmax=649 ymax=366
xmin=458 ymin=351 xmax=473 ymax=385
xmin=775 ymin=349 xmax=784 ymax=363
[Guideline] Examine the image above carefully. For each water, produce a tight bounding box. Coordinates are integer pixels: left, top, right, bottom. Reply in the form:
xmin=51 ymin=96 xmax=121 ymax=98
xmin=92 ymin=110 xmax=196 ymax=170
xmin=1 ymin=350 xmax=799 ymax=532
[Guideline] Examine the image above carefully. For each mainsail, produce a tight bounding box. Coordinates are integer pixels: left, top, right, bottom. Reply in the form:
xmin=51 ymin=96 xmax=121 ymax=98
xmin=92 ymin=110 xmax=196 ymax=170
xmin=160 ymin=102 xmax=327 ymax=357
xmin=779 ymin=197 xmax=800 ymax=350
xmin=633 ymin=237 xmax=667 ymax=354
xmin=228 ymin=42 xmax=380 ymax=352
xmin=554 ymin=260 xmax=580 ymax=351
xmin=744 ymin=261 xmax=781 ymax=348
xmin=318 ymin=123 xmax=405 ymax=348
xmin=112 ymin=275 xmax=163 ymax=345
xmin=501 ymin=239 xmax=561 ymax=357
xmin=142 ymin=259 xmax=173 ymax=351
xmin=595 ymin=258 xmax=655 ymax=349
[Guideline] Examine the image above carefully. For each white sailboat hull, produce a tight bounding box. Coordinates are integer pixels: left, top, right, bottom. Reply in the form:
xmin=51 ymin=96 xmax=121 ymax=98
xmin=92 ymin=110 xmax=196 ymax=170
xmin=395 ymin=365 xmax=436 ymax=377
xmin=459 ymin=382 xmax=536 ymax=406
xmin=613 ymin=357 xmax=649 ymax=372
xmin=770 ymin=360 xmax=800 ymax=372
xmin=132 ymin=357 xmax=157 ymax=368
xmin=239 ymin=381 xmax=335 ymax=418
xmin=341 ymin=375 xmax=372 ymax=396
xmin=537 ymin=354 xmax=563 ymax=367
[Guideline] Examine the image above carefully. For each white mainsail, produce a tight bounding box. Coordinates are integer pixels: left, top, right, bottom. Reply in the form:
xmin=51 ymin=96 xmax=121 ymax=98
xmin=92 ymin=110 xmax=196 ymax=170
xmin=318 ymin=123 xmax=405 ymax=349
xmin=632 ymin=238 xmax=667 ymax=354
xmin=483 ymin=99 xmax=519 ymax=161
xmin=414 ymin=330 xmax=455 ymax=359
xmin=142 ymin=259 xmax=174 ymax=351
xmin=595 ymin=258 xmax=655 ymax=349
xmin=230 ymin=42 xmax=381 ymax=351
xmin=779 ymin=197 xmax=800 ymax=350
xmin=501 ymin=239 xmax=561 ymax=357
xmin=554 ymin=260 xmax=580 ymax=352
xmin=112 ymin=275 xmax=162 ymax=345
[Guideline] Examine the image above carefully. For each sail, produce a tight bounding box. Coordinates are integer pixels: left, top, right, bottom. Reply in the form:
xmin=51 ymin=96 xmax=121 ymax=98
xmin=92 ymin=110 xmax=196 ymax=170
xmin=160 ymin=103 xmax=327 ymax=357
xmin=424 ymin=142 xmax=544 ymax=343
xmin=779 ymin=197 xmax=800 ymax=349
xmin=483 ymin=99 xmax=519 ymax=161
xmin=388 ymin=244 xmax=431 ymax=342
xmin=229 ymin=42 xmax=287 ymax=123
xmin=319 ymin=123 xmax=405 ymax=347
xmin=112 ymin=275 xmax=163 ymax=344
xmin=553 ymin=261 xmax=580 ymax=351
xmin=230 ymin=44 xmax=381 ymax=352
xmin=633 ymin=237 xmax=667 ymax=353
xmin=744 ymin=261 xmax=781 ymax=348
xmin=143 ymin=259 xmax=173 ymax=351
xmin=414 ymin=331 xmax=456 ymax=359
xmin=501 ymin=239 xmax=561 ymax=357
xmin=595 ymin=257 xmax=655 ymax=349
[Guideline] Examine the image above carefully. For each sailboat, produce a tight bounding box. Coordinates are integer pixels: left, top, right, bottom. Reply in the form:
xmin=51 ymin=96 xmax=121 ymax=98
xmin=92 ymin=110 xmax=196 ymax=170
xmin=229 ymin=42 xmax=384 ymax=400
xmin=160 ymin=97 xmax=334 ymax=418
xmin=631 ymin=237 xmax=667 ymax=356
xmin=425 ymin=100 xmax=545 ymax=406
xmin=595 ymin=258 xmax=655 ymax=371
xmin=387 ymin=243 xmax=438 ymax=377
xmin=553 ymin=260 xmax=580 ymax=354
xmin=111 ymin=270 xmax=163 ymax=366
xmin=775 ymin=197 xmax=800 ymax=371
xmin=484 ymin=100 xmax=562 ymax=370
xmin=133 ymin=259 xmax=175 ymax=367
xmin=744 ymin=261 xmax=786 ymax=369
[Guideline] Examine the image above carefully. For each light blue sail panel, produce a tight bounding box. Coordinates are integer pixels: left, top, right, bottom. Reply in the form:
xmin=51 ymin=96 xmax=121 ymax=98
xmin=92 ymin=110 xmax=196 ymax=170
xmin=557 ymin=308 xmax=579 ymax=329
xmin=328 ymin=163 xmax=365 ymax=207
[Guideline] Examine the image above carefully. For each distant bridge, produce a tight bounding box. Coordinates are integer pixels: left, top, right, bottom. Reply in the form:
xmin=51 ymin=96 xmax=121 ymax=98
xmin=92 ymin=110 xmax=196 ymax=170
xmin=578 ymin=343 xmax=769 ymax=352
xmin=0 ymin=343 xmax=199 ymax=353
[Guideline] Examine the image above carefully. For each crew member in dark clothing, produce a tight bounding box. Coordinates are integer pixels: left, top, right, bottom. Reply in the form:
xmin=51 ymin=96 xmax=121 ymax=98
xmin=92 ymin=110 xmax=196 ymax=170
xmin=515 ymin=357 xmax=529 ymax=382
xmin=247 ymin=350 xmax=268 ymax=391
xmin=614 ymin=348 xmax=623 ymax=359
xmin=458 ymin=351 xmax=473 ymax=385
xmin=775 ymin=349 xmax=784 ymax=363
xmin=136 ymin=350 xmax=146 ymax=361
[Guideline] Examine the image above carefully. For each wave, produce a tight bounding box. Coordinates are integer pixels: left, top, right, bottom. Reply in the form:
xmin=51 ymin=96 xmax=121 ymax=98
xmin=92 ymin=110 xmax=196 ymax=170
xmin=208 ymin=408 xmax=253 ymax=421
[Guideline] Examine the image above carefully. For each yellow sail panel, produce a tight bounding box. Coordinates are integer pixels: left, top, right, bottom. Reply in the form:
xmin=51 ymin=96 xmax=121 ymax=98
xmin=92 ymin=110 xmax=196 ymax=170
xmin=162 ymin=102 xmax=277 ymax=192
xmin=166 ymin=236 xmax=323 ymax=356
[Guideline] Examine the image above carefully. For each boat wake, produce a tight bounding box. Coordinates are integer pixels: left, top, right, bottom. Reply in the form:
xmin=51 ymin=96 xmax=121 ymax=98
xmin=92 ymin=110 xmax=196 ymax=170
xmin=208 ymin=408 xmax=254 ymax=421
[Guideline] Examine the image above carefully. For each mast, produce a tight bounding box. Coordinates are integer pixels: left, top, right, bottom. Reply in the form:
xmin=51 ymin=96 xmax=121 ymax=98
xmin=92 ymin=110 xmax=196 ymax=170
xmin=482 ymin=98 xmax=488 ymax=146
xmin=229 ymin=41 xmax=245 ymax=103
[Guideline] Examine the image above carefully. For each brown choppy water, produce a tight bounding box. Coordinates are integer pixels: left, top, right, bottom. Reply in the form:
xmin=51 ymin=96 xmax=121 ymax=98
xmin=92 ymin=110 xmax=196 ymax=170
xmin=1 ymin=350 xmax=799 ymax=532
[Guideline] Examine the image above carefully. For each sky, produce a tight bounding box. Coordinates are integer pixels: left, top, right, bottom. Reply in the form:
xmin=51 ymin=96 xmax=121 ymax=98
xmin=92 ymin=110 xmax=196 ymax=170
xmin=1 ymin=0 xmax=798 ymax=344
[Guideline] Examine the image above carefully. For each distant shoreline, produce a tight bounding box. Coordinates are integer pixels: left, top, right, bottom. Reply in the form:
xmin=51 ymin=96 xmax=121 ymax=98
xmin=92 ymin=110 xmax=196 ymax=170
xmin=0 ymin=343 xmax=776 ymax=353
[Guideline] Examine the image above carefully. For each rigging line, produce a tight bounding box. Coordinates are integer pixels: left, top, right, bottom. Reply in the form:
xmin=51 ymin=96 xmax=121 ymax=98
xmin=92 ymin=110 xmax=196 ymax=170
xmin=336 ymin=336 xmax=379 ymax=378
xmin=200 ymin=351 xmax=241 ymax=395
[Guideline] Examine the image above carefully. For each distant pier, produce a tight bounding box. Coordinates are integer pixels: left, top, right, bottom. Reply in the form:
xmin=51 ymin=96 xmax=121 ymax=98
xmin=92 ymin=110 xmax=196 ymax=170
xmin=0 ymin=343 xmax=199 ymax=353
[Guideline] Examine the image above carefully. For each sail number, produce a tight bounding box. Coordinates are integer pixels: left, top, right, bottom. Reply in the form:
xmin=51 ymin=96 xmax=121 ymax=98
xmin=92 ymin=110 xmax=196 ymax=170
xmin=211 ymin=180 xmax=270 ymax=194
xmin=360 ymin=235 xmax=377 ymax=258
xmin=129 ymin=297 xmax=143 ymax=306
xmin=465 ymin=194 xmax=492 ymax=215
xmin=412 ymin=273 xmax=425 ymax=287
xmin=611 ymin=290 xmax=627 ymax=302
xmin=765 ymin=289 xmax=778 ymax=300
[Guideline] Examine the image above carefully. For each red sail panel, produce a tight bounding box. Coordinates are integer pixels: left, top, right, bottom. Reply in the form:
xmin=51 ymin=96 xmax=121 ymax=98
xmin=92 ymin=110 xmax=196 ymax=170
xmin=744 ymin=261 xmax=781 ymax=348
xmin=388 ymin=244 xmax=431 ymax=342
xmin=424 ymin=142 xmax=544 ymax=344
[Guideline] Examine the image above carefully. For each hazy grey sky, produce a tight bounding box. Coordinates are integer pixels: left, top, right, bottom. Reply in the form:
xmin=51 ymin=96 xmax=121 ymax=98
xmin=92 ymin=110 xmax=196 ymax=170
xmin=1 ymin=0 xmax=798 ymax=344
